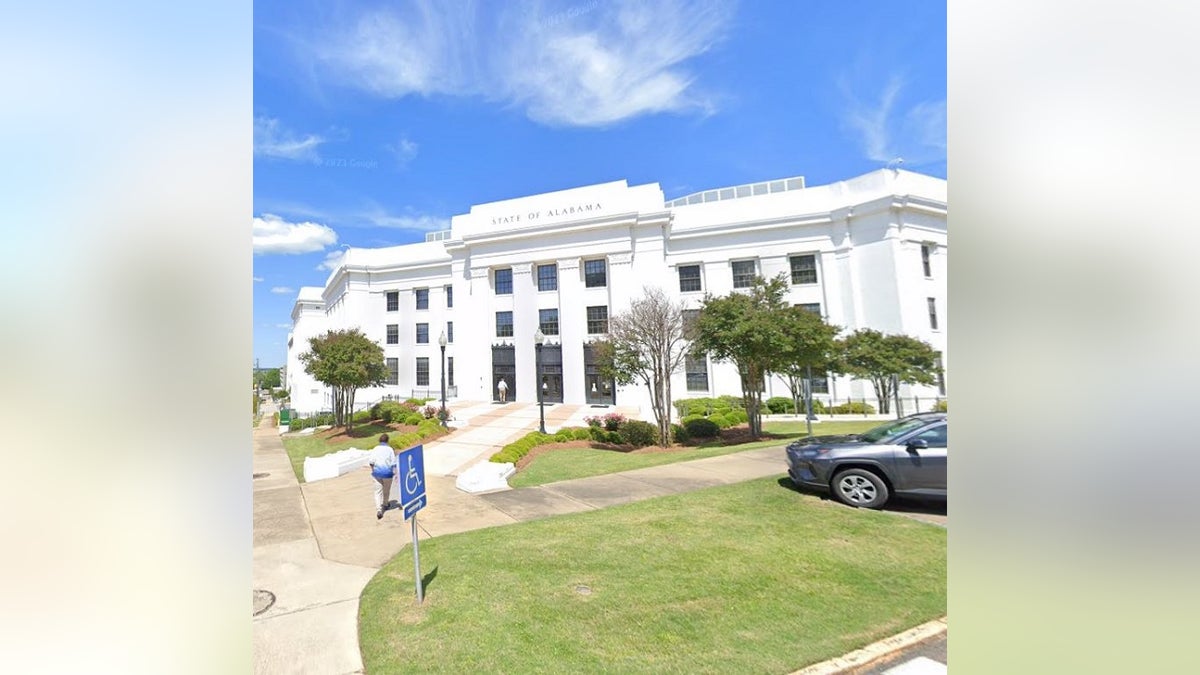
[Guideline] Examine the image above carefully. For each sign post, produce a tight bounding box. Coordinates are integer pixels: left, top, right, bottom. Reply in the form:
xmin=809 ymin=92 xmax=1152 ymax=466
xmin=398 ymin=444 xmax=427 ymax=603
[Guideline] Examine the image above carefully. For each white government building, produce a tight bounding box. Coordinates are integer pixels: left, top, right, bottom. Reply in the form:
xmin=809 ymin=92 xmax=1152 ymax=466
xmin=285 ymin=168 xmax=947 ymax=418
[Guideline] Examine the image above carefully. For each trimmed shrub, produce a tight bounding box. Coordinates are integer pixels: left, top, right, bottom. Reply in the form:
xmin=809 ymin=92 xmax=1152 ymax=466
xmin=422 ymin=405 xmax=439 ymax=419
xmin=352 ymin=409 xmax=373 ymax=424
xmin=388 ymin=432 xmax=423 ymax=451
xmin=931 ymin=399 xmax=948 ymax=412
xmin=403 ymin=413 xmax=425 ymax=426
xmin=684 ymin=417 xmax=720 ymax=439
xmin=717 ymin=395 xmax=744 ymax=411
xmin=619 ymin=420 xmax=658 ymax=448
xmin=670 ymin=423 xmax=690 ymax=444
xmin=708 ymin=413 xmax=731 ymax=429
xmin=766 ymin=396 xmax=796 ymax=414
xmin=604 ymin=430 xmax=624 ymax=444
xmin=571 ymin=427 xmax=593 ymax=441
xmin=829 ymin=401 xmax=877 ymax=415
xmin=727 ymin=409 xmax=749 ymax=425
xmin=588 ymin=425 xmax=608 ymax=442
xmin=554 ymin=428 xmax=574 ymax=442
xmin=680 ymin=414 xmax=704 ymax=427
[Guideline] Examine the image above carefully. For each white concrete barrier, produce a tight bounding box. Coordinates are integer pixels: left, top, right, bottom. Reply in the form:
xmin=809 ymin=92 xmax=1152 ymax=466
xmin=455 ymin=460 xmax=515 ymax=494
xmin=303 ymin=448 xmax=371 ymax=483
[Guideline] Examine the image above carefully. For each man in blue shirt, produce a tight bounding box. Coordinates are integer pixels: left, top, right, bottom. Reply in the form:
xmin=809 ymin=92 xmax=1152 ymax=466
xmin=368 ymin=434 xmax=398 ymax=519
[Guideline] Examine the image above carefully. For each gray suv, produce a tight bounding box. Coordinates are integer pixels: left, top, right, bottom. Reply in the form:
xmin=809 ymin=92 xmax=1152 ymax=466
xmin=785 ymin=413 xmax=947 ymax=509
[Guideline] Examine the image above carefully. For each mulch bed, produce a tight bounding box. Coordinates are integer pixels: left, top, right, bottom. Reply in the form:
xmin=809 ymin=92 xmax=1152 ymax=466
xmin=511 ymin=426 xmax=791 ymax=470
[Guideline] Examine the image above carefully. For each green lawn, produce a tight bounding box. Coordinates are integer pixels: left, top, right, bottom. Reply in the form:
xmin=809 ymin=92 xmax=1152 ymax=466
xmin=359 ymin=476 xmax=946 ymax=674
xmin=280 ymin=423 xmax=395 ymax=482
xmin=509 ymin=419 xmax=883 ymax=488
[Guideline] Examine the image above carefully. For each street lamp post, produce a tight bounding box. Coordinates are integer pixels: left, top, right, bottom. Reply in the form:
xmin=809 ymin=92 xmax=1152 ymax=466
xmin=534 ymin=328 xmax=546 ymax=434
xmin=438 ymin=330 xmax=448 ymax=428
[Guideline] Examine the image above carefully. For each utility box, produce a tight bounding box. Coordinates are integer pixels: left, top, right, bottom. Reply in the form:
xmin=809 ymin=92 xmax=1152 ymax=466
xmin=279 ymin=408 xmax=292 ymax=426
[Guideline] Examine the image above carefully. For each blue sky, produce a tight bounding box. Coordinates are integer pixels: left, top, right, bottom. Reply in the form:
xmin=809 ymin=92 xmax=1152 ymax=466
xmin=253 ymin=0 xmax=946 ymax=367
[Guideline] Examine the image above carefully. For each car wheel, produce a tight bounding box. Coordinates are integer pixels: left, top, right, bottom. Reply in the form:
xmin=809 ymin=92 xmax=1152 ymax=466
xmin=832 ymin=469 xmax=889 ymax=509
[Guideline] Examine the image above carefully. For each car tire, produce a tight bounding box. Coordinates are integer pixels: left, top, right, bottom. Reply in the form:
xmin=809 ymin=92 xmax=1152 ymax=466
xmin=831 ymin=469 xmax=889 ymax=509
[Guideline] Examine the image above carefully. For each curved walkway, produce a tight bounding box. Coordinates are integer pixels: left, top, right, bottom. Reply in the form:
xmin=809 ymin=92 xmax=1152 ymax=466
xmin=252 ymin=402 xmax=944 ymax=673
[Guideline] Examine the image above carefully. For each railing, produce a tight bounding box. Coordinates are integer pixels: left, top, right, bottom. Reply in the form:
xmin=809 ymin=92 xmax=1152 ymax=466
xmin=765 ymin=395 xmax=947 ymax=417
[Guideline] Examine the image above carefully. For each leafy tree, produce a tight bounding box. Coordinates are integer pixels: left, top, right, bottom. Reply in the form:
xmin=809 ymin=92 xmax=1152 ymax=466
xmin=593 ymin=286 xmax=690 ymax=447
xmin=773 ymin=308 xmax=841 ymax=428
xmin=835 ymin=329 xmax=941 ymax=414
xmin=692 ymin=274 xmax=794 ymax=439
xmin=299 ymin=328 xmax=387 ymax=431
xmin=254 ymin=368 xmax=281 ymax=390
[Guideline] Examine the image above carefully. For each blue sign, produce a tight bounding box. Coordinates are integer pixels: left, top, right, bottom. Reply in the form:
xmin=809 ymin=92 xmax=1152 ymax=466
xmin=398 ymin=444 xmax=426 ymax=519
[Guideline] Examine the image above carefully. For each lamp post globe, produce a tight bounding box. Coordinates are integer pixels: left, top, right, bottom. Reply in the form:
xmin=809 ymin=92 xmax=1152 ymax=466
xmin=533 ymin=329 xmax=546 ymax=434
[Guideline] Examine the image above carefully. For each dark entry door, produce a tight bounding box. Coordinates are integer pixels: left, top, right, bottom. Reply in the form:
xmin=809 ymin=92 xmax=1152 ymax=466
xmin=582 ymin=344 xmax=615 ymax=405
xmin=540 ymin=344 xmax=564 ymax=403
xmin=492 ymin=346 xmax=515 ymax=401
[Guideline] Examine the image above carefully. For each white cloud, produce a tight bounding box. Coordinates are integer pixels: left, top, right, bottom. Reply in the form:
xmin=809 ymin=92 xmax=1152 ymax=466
xmin=269 ymin=286 xmax=295 ymax=294
xmin=257 ymin=200 xmax=450 ymax=235
xmin=388 ymin=135 xmax=419 ymax=166
xmin=840 ymin=74 xmax=946 ymax=165
xmin=317 ymin=249 xmax=347 ymax=272
xmin=253 ymin=213 xmax=338 ymax=254
xmin=253 ymin=276 xmax=264 ymax=282
xmin=309 ymin=0 xmax=731 ymax=127
xmin=273 ymin=323 xmax=292 ymax=329
xmin=254 ymin=116 xmax=325 ymax=161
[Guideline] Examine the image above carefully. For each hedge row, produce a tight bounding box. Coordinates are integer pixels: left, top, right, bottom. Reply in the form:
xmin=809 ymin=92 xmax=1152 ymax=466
xmin=489 ymin=420 xmax=662 ymax=465
xmin=387 ymin=417 xmax=448 ymax=452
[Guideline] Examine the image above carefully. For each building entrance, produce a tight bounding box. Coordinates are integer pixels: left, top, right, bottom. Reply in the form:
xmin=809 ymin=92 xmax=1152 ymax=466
xmin=582 ymin=344 xmax=615 ymax=405
xmin=540 ymin=344 xmax=564 ymax=403
xmin=492 ymin=345 xmax=515 ymax=402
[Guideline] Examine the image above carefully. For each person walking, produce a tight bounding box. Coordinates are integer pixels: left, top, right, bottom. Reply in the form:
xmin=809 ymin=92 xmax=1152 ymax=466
xmin=497 ymin=378 xmax=508 ymax=403
xmin=368 ymin=434 xmax=397 ymax=519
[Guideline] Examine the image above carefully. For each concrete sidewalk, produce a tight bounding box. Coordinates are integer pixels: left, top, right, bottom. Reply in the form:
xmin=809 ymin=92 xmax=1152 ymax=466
xmin=253 ymin=402 xmax=940 ymax=673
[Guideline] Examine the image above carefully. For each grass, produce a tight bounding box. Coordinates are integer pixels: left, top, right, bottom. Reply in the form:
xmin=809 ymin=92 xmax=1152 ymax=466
xmin=358 ymin=476 xmax=946 ymax=674
xmin=509 ymin=419 xmax=883 ymax=488
xmin=280 ymin=423 xmax=395 ymax=482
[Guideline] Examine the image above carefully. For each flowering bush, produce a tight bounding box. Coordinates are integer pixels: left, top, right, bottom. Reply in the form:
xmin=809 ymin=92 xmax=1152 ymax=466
xmin=584 ymin=412 xmax=626 ymax=431
xmin=422 ymin=405 xmax=438 ymax=419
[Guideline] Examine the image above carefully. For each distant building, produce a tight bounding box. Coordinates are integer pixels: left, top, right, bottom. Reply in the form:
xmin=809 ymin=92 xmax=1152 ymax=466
xmin=286 ymin=169 xmax=947 ymax=416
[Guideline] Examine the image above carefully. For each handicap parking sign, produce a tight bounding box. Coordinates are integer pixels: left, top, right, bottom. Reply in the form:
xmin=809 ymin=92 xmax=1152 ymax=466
xmin=398 ymin=444 xmax=426 ymax=519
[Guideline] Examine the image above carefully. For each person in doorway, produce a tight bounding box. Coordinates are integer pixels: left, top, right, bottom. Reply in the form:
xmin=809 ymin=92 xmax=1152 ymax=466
xmin=367 ymin=434 xmax=397 ymax=519
xmin=497 ymin=378 xmax=508 ymax=403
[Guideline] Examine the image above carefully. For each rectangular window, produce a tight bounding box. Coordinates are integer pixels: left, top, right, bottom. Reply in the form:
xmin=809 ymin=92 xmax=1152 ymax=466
xmin=415 ymin=288 xmax=429 ymax=310
xmin=496 ymin=311 xmax=514 ymax=337
xmin=732 ymin=260 xmax=756 ymax=288
xmin=584 ymin=259 xmax=607 ymax=288
xmin=448 ymin=357 xmax=455 ymax=387
xmin=386 ymin=291 xmax=399 ymax=312
xmin=796 ymin=303 xmax=822 ymax=315
xmin=445 ymin=284 xmax=453 ymax=307
xmin=495 ymin=268 xmax=513 ymax=295
xmin=789 ymin=254 xmax=817 ymax=285
xmin=539 ymin=308 xmax=559 ymax=335
xmin=935 ymin=353 xmax=946 ymax=395
xmin=447 ymin=321 xmax=454 ymax=343
xmin=586 ymin=305 xmax=608 ymax=334
xmin=928 ymin=297 xmax=939 ymax=330
xmin=416 ymin=357 xmax=429 ymax=386
xmin=678 ymin=264 xmax=702 ymax=292
xmin=537 ymin=264 xmax=558 ymax=292
xmin=922 ymin=244 xmax=933 ymax=277
xmin=386 ymin=324 xmax=398 ymax=345
xmin=386 ymin=358 xmax=398 ymax=385
xmin=416 ymin=323 xmax=429 ymax=344
xmin=685 ymin=355 xmax=709 ymax=392
xmin=682 ymin=309 xmax=700 ymax=336
xmin=807 ymin=367 xmax=829 ymax=395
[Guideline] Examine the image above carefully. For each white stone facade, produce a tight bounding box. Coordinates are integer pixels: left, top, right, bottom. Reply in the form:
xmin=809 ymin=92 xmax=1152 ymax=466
xmin=285 ymin=168 xmax=948 ymax=418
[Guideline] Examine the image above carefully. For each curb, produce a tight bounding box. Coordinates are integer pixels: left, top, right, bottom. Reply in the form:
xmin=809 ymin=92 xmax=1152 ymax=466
xmin=790 ymin=617 xmax=947 ymax=674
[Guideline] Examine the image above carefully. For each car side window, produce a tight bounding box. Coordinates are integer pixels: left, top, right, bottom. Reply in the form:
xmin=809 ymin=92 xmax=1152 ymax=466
xmin=911 ymin=424 xmax=947 ymax=448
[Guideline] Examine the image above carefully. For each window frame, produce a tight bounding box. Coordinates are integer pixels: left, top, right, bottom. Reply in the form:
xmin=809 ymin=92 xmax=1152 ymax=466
xmin=583 ymin=259 xmax=607 ymax=288
xmin=415 ymin=288 xmax=429 ymax=310
xmin=447 ymin=321 xmax=454 ymax=343
xmin=678 ymin=264 xmax=702 ymax=293
xmin=495 ymin=268 xmax=513 ymax=295
xmin=386 ymin=324 xmax=399 ymax=345
xmin=685 ymin=354 xmax=709 ymax=392
xmin=536 ymin=263 xmax=558 ymax=292
xmin=927 ymin=297 xmax=939 ymax=331
xmin=415 ymin=357 xmax=430 ymax=387
xmin=496 ymin=311 xmax=514 ymax=337
xmin=921 ymin=244 xmax=933 ymax=278
xmin=445 ymin=284 xmax=453 ymax=307
xmin=586 ymin=305 xmax=609 ymax=334
xmin=789 ymin=254 xmax=818 ymax=285
xmin=385 ymin=291 xmax=399 ymax=312
xmin=416 ymin=323 xmax=429 ymax=344
xmin=731 ymin=259 xmax=757 ymax=289
xmin=385 ymin=357 xmax=398 ymax=385
xmin=539 ymin=308 xmax=560 ymax=336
